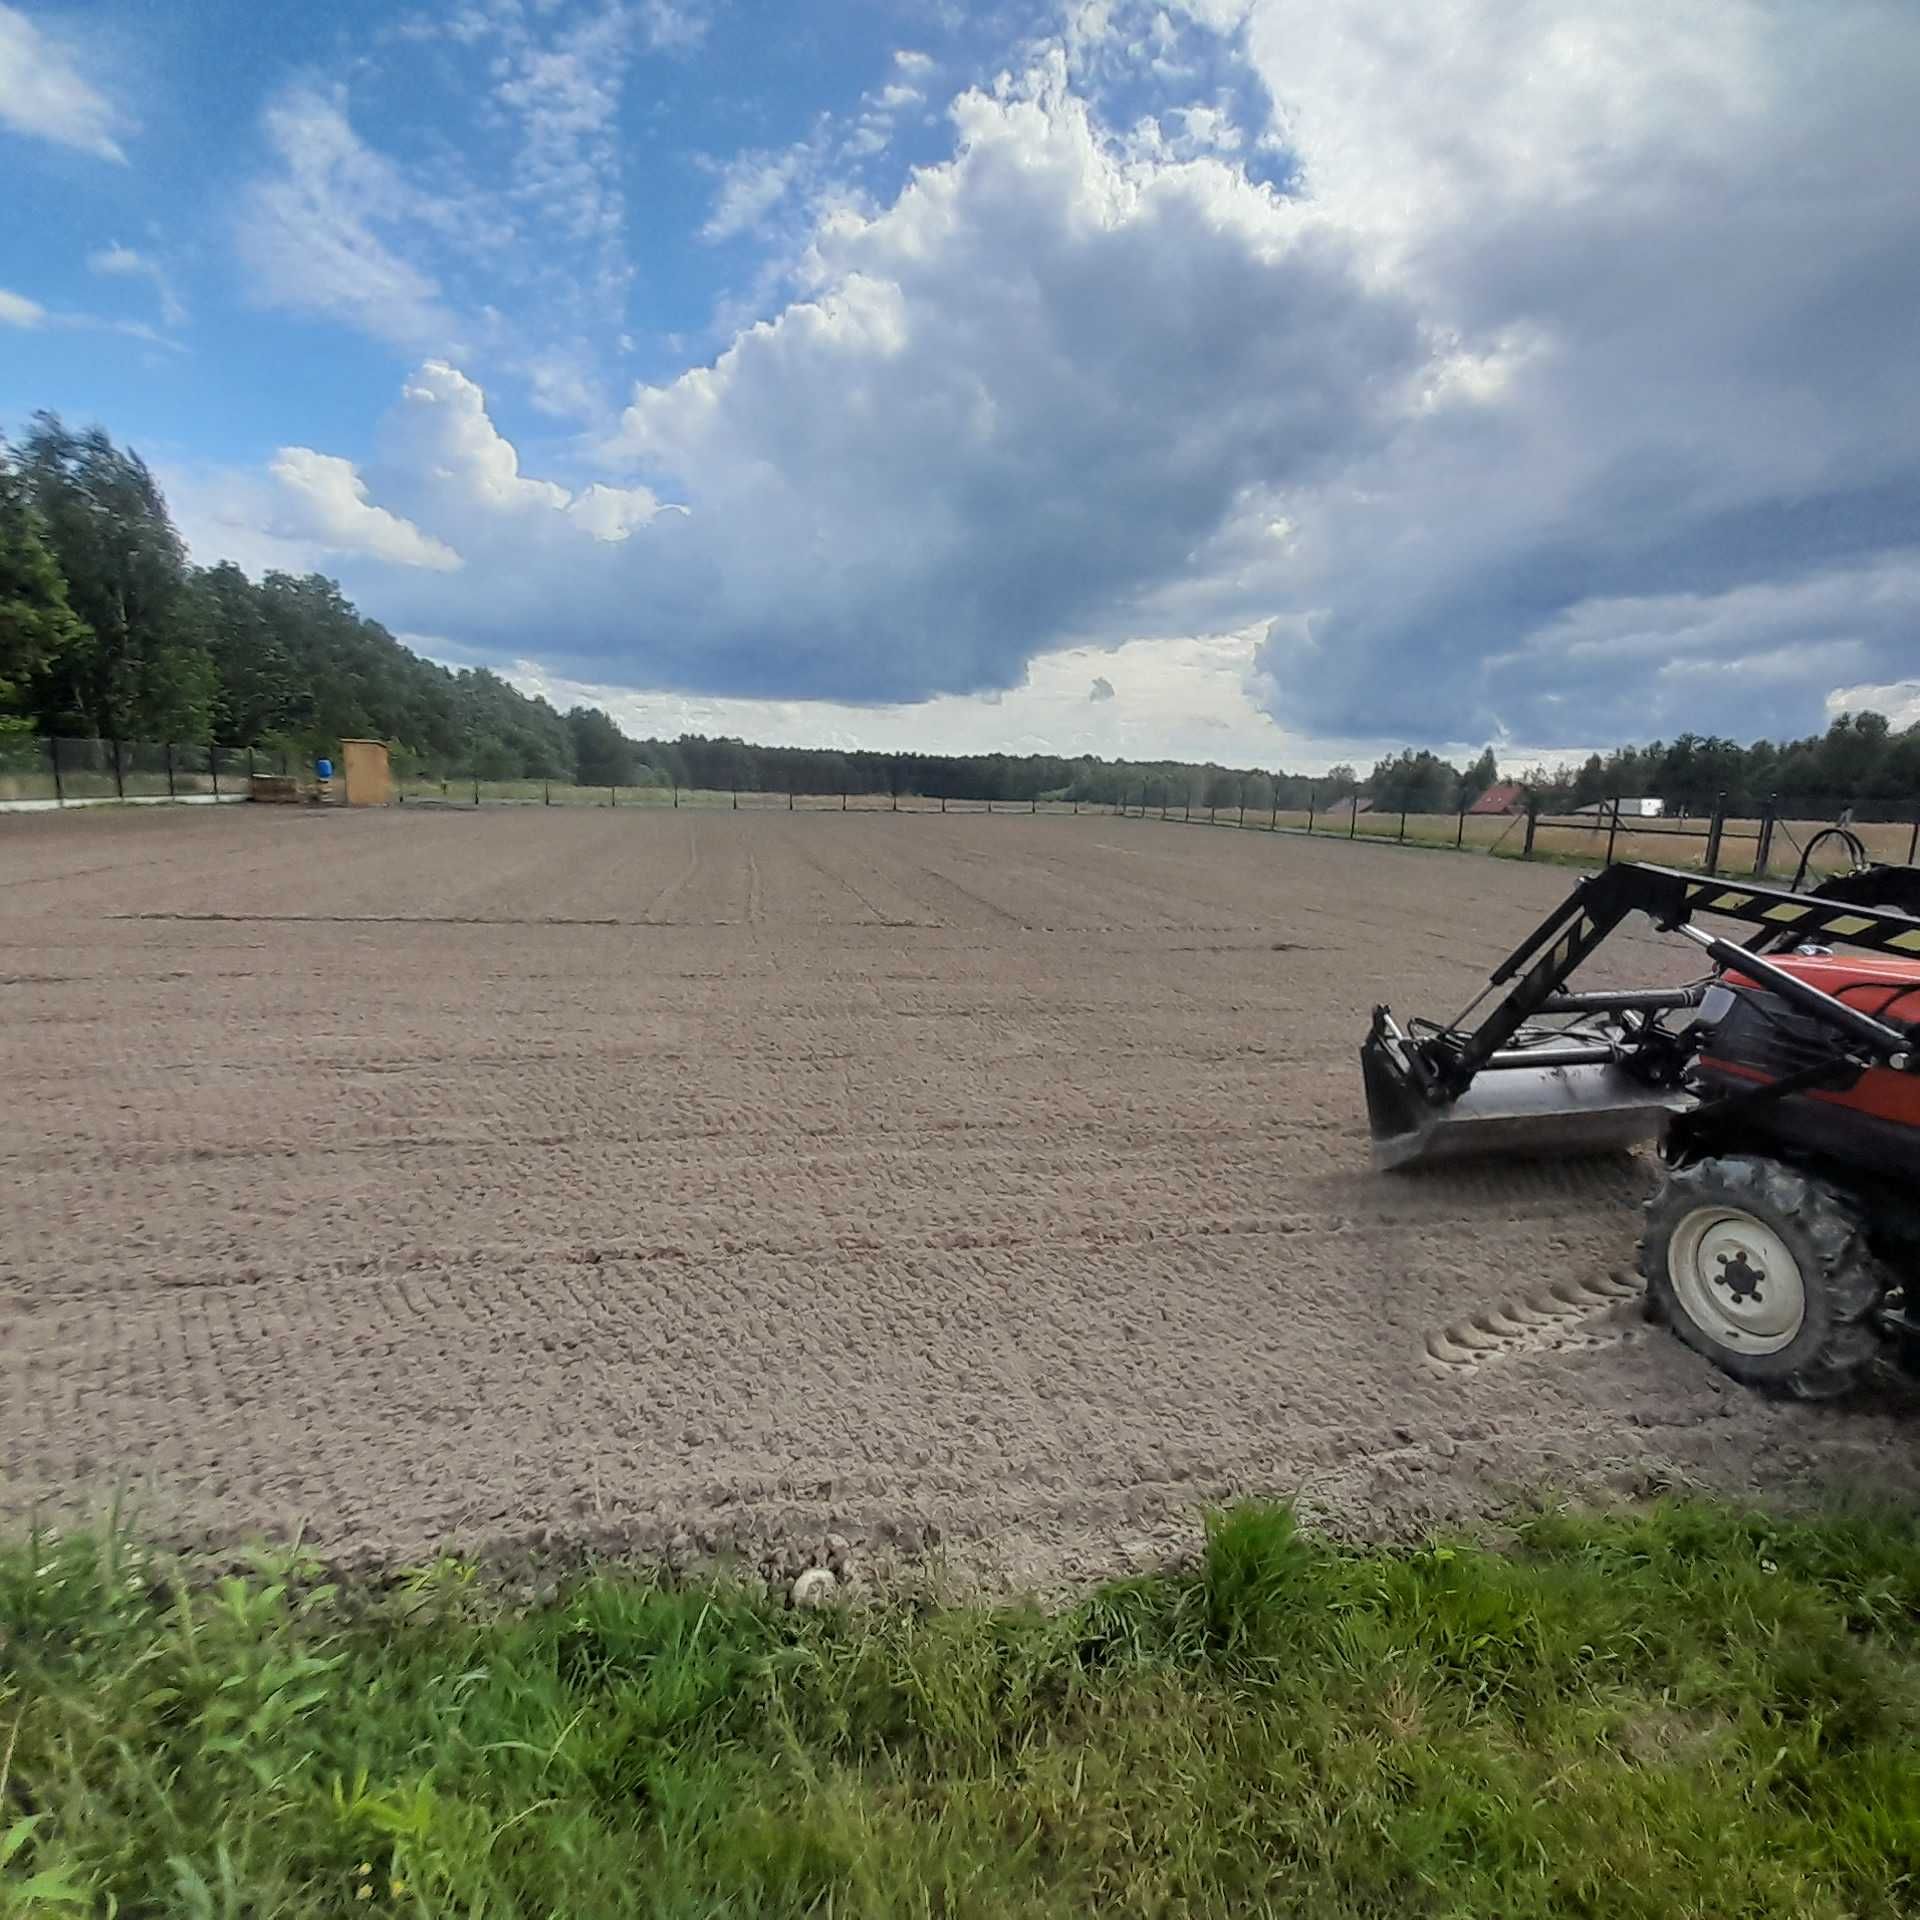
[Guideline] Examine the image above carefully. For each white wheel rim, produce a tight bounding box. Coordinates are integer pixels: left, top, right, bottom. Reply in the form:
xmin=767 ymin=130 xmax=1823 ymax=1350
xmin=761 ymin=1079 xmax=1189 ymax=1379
xmin=1667 ymin=1205 xmax=1805 ymax=1355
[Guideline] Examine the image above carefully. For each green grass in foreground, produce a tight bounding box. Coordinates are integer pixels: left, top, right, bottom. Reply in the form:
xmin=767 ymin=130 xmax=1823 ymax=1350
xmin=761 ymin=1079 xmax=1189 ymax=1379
xmin=5 ymin=1501 xmax=1920 ymax=1917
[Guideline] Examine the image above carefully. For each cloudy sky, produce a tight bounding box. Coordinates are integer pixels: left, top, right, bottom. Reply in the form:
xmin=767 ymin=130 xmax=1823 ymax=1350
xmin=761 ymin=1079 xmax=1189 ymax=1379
xmin=4 ymin=0 xmax=1918 ymax=768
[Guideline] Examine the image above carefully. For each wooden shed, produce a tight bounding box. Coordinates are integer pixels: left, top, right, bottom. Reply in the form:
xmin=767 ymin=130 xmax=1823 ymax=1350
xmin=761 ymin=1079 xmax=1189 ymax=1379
xmin=339 ymin=739 xmax=392 ymax=806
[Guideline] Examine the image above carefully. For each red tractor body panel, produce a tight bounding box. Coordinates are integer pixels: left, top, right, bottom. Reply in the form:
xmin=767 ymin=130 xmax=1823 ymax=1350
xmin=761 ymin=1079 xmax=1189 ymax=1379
xmin=1697 ymin=954 xmax=1920 ymax=1165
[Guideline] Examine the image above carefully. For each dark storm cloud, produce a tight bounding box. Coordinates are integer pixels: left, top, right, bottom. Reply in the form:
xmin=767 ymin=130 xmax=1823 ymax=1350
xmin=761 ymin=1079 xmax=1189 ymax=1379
xmin=271 ymin=4 xmax=1920 ymax=750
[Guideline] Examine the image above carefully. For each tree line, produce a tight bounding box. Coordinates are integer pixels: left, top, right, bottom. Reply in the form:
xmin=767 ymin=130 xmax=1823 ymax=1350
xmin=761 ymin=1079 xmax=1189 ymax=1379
xmin=4 ymin=412 xmax=1915 ymax=814
xmin=1514 ymin=715 xmax=1920 ymax=819
xmin=2 ymin=415 xmax=583 ymax=779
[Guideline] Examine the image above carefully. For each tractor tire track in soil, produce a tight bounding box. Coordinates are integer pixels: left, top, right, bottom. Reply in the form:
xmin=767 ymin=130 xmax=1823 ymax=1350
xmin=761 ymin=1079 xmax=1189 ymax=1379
xmin=1423 ymin=1271 xmax=1646 ymax=1375
xmin=4 ymin=805 xmax=1916 ymax=1590
xmin=641 ymin=816 xmax=704 ymax=923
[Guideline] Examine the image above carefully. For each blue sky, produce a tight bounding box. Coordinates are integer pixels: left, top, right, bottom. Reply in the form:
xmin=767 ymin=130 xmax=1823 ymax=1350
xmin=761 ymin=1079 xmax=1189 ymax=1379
xmin=2 ymin=1 xmax=1002 ymax=462
xmin=5 ymin=0 xmax=1920 ymax=766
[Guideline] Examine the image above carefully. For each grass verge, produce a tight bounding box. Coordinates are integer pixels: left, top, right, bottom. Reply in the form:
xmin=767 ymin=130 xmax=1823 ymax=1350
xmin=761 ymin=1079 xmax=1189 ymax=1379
xmin=4 ymin=1499 xmax=1920 ymax=1916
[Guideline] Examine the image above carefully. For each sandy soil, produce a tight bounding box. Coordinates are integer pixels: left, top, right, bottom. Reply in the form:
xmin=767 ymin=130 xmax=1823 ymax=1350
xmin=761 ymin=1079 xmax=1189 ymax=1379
xmin=2 ymin=805 xmax=1911 ymax=1587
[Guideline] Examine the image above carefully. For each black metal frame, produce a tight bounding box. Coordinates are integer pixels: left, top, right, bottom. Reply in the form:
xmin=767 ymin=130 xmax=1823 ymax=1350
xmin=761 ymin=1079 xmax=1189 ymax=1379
xmin=1368 ymin=859 xmax=1920 ymax=1116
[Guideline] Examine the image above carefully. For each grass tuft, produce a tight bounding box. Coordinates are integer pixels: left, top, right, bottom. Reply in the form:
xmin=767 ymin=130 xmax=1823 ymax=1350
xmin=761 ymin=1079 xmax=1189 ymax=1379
xmin=4 ymin=1498 xmax=1920 ymax=1914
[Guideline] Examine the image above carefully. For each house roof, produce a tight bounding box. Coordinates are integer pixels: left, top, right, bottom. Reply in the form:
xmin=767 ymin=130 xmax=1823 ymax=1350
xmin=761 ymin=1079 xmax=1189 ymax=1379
xmin=1466 ymin=780 xmax=1527 ymax=815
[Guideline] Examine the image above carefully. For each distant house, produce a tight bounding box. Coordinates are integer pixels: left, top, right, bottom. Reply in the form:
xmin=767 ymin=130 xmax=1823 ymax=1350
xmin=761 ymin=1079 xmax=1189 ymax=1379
xmin=1466 ymin=781 xmax=1527 ymax=816
xmin=1575 ymin=796 xmax=1665 ymax=819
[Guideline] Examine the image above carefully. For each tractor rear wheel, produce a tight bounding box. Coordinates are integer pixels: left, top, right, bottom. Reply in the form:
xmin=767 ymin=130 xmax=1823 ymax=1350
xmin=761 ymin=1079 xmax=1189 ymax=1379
xmin=1640 ymin=1155 xmax=1888 ymax=1398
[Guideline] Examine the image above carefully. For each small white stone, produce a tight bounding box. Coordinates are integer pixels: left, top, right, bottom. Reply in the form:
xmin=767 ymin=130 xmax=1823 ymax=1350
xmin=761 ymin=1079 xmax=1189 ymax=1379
xmin=791 ymin=1567 xmax=837 ymax=1610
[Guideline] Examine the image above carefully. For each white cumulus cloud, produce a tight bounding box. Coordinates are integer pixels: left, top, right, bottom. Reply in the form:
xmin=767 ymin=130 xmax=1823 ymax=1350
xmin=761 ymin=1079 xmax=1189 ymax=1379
xmin=0 ymin=285 xmax=46 ymax=327
xmin=0 ymin=3 xmax=128 ymax=160
xmin=199 ymin=2 xmax=1920 ymax=754
xmin=269 ymin=447 xmax=464 ymax=571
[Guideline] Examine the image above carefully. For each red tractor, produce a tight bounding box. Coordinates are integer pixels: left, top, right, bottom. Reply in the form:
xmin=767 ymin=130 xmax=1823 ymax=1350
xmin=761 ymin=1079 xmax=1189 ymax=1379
xmin=1363 ymin=848 xmax=1920 ymax=1396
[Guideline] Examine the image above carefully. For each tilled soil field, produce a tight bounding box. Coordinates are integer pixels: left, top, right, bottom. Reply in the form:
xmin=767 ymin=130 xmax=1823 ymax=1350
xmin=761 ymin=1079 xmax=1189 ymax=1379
xmin=2 ymin=806 xmax=1911 ymax=1584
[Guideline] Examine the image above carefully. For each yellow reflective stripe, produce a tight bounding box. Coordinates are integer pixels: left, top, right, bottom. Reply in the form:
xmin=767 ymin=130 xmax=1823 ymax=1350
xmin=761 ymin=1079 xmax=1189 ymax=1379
xmin=1711 ymin=890 xmax=1754 ymax=911
xmin=1823 ymin=913 xmax=1874 ymax=936
xmin=1890 ymin=928 xmax=1920 ymax=953
xmin=1763 ymin=902 xmax=1811 ymax=922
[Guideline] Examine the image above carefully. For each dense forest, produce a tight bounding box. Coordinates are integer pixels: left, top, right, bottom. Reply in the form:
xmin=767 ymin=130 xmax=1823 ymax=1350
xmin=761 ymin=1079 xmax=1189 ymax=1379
xmin=2 ymin=415 xmax=580 ymax=778
xmin=4 ymin=413 xmax=1916 ymax=813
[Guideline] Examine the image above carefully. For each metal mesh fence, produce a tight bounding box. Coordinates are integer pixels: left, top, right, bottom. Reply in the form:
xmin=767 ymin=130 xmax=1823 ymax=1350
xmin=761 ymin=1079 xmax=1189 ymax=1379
xmin=1105 ymin=786 xmax=1920 ymax=879
xmin=4 ymin=741 xmax=1916 ymax=883
xmin=0 ymin=740 xmax=294 ymax=808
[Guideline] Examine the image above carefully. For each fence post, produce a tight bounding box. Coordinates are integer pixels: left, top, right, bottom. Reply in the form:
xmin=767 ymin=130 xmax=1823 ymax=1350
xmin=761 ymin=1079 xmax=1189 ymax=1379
xmin=1704 ymin=791 xmax=1728 ymax=875
xmin=672 ymin=782 xmax=678 ymax=809
xmin=545 ymin=780 xmax=551 ymax=806
xmin=112 ymin=737 xmax=124 ymax=800
xmin=1455 ymin=807 xmax=1465 ymax=848
xmin=1398 ymin=804 xmax=1407 ymax=844
xmin=941 ymin=793 xmax=946 ymax=813
xmin=1270 ymin=788 xmax=1278 ymax=831
xmin=473 ymin=773 xmax=481 ymax=807
xmin=210 ymin=745 xmax=221 ymax=801
xmin=1209 ymin=794 xmax=1217 ymax=825
xmin=841 ymin=790 xmax=847 ymax=811
xmin=1184 ymin=787 xmax=1191 ymax=822
xmin=165 ymin=742 xmax=176 ymax=799
xmin=1160 ymin=784 xmax=1168 ymax=821
xmin=1605 ymin=797 xmax=1621 ymax=866
xmin=611 ymin=782 xmax=617 ymax=807
xmin=1031 ymin=793 xmax=1037 ymax=814
xmin=790 ymin=788 xmax=795 ymax=811
xmin=1754 ymin=795 xmax=1776 ymax=876
xmin=1239 ymin=782 xmax=1247 ymax=829
xmin=247 ymin=746 xmax=256 ymax=781
xmin=1307 ymin=788 xmax=1315 ymax=834
xmin=1349 ymin=794 xmax=1358 ymax=840
xmin=732 ymin=788 xmax=738 ymax=810
xmin=1908 ymin=812 xmax=1918 ymax=866
xmin=50 ymin=735 xmax=64 ymax=806
xmin=1523 ymin=795 xmax=1539 ymax=860
xmin=893 ymin=788 xmax=898 ymax=812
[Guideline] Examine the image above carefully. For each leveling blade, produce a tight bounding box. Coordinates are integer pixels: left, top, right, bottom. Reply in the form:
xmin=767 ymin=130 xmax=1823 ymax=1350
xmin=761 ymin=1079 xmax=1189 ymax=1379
xmin=1362 ymin=1009 xmax=1686 ymax=1170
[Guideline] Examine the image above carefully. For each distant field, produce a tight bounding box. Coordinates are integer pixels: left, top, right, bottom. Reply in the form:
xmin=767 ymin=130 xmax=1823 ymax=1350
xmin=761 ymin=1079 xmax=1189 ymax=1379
xmin=6 ymin=803 xmax=1916 ymax=1588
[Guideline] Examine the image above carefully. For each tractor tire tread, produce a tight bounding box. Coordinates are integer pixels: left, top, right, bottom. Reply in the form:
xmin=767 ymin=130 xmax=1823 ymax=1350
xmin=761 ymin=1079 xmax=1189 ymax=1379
xmin=1639 ymin=1154 xmax=1888 ymax=1397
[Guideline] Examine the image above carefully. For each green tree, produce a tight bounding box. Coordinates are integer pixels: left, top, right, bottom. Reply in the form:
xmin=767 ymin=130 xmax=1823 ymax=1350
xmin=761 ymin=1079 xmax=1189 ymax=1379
xmin=21 ymin=414 xmax=210 ymax=740
xmin=1458 ymin=746 xmax=1499 ymax=807
xmin=194 ymin=562 xmax=313 ymax=744
xmin=0 ymin=443 xmax=88 ymax=715
xmin=566 ymin=705 xmax=634 ymax=786
xmin=1369 ymin=747 xmax=1458 ymax=813
xmin=1569 ymin=753 xmax=1608 ymax=808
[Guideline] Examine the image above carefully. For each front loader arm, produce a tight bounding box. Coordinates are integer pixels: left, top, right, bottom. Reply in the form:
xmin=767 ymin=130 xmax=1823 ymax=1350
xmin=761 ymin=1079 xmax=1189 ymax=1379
xmin=1435 ymin=864 xmax=1687 ymax=1091
xmin=1436 ymin=863 xmax=1920 ymax=1093
xmin=1363 ymin=861 xmax=1920 ymax=1168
